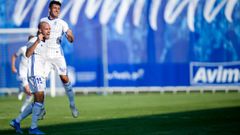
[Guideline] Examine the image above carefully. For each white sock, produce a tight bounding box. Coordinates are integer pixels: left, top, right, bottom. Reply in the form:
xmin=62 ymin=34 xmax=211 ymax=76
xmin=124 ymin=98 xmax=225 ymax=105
xmin=31 ymin=102 xmax=43 ymax=129
xmin=20 ymin=95 xmax=33 ymax=112
xmin=18 ymin=85 xmax=25 ymax=100
xmin=63 ymin=82 xmax=75 ymax=107
xmin=16 ymin=103 xmax=33 ymax=123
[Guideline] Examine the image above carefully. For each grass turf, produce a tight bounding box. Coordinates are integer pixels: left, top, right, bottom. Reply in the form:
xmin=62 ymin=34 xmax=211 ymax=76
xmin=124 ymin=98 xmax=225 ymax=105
xmin=0 ymin=93 xmax=240 ymax=135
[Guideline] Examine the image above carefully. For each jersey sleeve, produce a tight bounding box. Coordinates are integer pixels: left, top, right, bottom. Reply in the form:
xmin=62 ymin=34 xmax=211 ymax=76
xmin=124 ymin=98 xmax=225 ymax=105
xmin=27 ymin=37 xmax=37 ymax=48
xmin=61 ymin=20 xmax=69 ymax=33
xmin=15 ymin=46 xmax=24 ymax=57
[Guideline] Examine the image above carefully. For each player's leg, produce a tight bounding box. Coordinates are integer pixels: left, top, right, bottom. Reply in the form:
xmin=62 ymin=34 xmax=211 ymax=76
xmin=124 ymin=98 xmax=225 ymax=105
xmin=10 ymin=78 xmax=31 ymax=134
xmin=20 ymin=81 xmax=32 ymax=113
xmin=60 ymin=75 xmax=75 ymax=107
xmin=28 ymin=76 xmax=46 ymax=134
xmin=18 ymin=85 xmax=24 ymax=100
xmin=38 ymin=93 xmax=46 ymax=120
xmin=60 ymin=75 xmax=79 ymax=118
xmin=10 ymin=95 xmax=32 ymax=134
xmin=53 ymin=56 xmax=79 ymax=118
xmin=18 ymin=79 xmax=46 ymax=119
xmin=10 ymin=102 xmax=32 ymax=134
xmin=20 ymin=94 xmax=33 ymax=113
xmin=31 ymin=92 xmax=44 ymax=129
xmin=38 ymin=106 xmax=46 ymax=120
xmin=36 ymin=62 xmax=52 ymax=120
xmin=29 ymin=92 xmax=45 ymax=134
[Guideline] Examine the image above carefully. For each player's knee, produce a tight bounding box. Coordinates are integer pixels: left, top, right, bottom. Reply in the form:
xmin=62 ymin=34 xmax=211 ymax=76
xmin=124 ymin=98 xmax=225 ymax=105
xmin=33 ymin=92 xmax=44 ymax=103
xmin=60 ymin=75 xmax=69 ymax=83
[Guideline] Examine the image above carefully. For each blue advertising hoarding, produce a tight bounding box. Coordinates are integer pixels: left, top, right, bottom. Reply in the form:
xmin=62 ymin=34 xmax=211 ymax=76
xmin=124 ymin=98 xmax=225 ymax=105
xmin=0 ymin=0 xmax=239 ymax=87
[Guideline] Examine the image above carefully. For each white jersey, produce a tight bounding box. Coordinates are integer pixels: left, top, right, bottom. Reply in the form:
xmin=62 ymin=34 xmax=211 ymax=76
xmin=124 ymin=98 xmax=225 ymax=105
xmin=40 ymin=17 xmax=69 ymax=49
xmin=16 ymin=46 xmax=28 ymax=74
xmin=39 ymin=17 xmax=69 ymax=76
xmin=15 ymin=45 xmax=29 ymax=87
xmin=27 ymin=37 xmax=48 ymax=77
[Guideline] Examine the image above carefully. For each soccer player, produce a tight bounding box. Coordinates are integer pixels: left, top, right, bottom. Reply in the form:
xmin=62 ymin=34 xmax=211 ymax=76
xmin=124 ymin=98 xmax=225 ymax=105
xmin=10 ymin=22 xmax=51 ymax=134
xmin=40 ymin=0 xmax=79 ymax=118
xmin=11 ymin=36 xmax=34 ymax=113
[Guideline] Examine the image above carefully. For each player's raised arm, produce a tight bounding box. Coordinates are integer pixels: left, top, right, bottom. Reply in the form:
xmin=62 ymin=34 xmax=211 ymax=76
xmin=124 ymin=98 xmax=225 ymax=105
xmin=26 ymin=35 xmax=42 ymax=58
xmin=26 ymin=22 xmax=50 ymax=58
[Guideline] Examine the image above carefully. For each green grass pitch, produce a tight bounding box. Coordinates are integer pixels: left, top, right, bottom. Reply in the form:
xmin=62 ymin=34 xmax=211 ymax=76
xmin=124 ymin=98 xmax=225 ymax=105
xmin=0 ymin=93 xmax=240 ymax=135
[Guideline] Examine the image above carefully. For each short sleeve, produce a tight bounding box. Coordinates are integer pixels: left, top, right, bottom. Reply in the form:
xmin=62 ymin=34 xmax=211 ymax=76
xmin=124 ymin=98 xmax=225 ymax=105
xmin=61 ymin=20 xmax=69 ymax=33
xmin=27 ymin=37 xmax=37 ymax=48
xmin=15 ymin=46 xmax=24 ymax=57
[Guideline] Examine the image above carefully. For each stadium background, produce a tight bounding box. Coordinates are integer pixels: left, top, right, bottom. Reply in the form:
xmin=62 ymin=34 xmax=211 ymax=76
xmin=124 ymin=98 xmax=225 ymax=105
xmin=0 ymin=0 xmax=239 ymax=89
xmin=0 ymin=1 xmax=240 ymax=134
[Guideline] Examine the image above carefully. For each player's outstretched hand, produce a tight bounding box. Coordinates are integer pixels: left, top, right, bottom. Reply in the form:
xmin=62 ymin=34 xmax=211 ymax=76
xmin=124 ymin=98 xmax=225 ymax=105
xmin=11 ymin=67 xmax=17 ymax=73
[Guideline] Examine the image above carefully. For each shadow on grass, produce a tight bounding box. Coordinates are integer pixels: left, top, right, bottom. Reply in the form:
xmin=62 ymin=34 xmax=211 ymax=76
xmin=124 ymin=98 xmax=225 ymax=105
xmin=1 ymin=107 xmax=240 ymax=135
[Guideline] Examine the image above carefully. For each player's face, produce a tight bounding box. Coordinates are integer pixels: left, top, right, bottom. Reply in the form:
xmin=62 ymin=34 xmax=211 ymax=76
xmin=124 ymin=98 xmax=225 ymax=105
xmin=41 ymin=23 xmax=51 ymax=39
xmin=49 ymin=4 xmax=60 ymax=18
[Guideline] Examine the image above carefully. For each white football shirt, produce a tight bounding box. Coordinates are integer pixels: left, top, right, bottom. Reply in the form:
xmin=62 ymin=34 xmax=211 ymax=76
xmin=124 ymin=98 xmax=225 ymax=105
xmin=40 ymin=17 xmax=69 ymax=49
xmin=27 ymin=37 xmax=48 ymax=77
xmin=16 ymin=46 xmax=28 ymax=70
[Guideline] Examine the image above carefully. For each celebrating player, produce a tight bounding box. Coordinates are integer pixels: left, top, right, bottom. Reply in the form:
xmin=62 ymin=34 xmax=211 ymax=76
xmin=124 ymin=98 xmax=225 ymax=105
xmin=40 ymin=0 xmax=79 ymax=118
xmin=10 ymin=22 xmax=51 ymax=134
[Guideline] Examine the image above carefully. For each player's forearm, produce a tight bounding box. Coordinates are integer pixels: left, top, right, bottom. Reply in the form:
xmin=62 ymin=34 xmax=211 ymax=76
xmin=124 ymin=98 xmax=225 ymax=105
xmin=26 ymin=39 xmax=40 ymax=58
xmin=67 ymin=35 xmax=74 ymax=43
xmin=11 ymin=55 xmax=17 ymax=72
xmin=11 ymin=55 xmax=16 ymax=67
xmin=66 ymin=30 xmax=74 ymax=43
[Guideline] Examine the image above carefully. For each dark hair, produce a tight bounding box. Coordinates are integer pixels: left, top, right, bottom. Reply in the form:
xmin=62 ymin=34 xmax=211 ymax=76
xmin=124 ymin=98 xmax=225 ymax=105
xmin=49 ymin=1 xmax=61 ymax=8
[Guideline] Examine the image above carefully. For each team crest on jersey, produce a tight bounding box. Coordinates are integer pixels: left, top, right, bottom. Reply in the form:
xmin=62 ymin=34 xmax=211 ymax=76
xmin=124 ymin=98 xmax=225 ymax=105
xmin=54 ymin=21 xmax=57 ymax=25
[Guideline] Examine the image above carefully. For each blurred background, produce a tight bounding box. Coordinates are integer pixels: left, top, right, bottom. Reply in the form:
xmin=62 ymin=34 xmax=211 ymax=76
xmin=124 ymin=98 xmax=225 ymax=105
xmin=0 ymin=0 xmax=239 ymax=93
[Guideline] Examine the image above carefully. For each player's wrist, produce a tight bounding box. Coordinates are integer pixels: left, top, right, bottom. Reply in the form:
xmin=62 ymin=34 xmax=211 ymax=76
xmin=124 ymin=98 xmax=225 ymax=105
xmin=36 ymin=38 xmax=41 ymax=43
